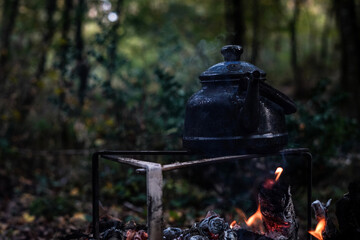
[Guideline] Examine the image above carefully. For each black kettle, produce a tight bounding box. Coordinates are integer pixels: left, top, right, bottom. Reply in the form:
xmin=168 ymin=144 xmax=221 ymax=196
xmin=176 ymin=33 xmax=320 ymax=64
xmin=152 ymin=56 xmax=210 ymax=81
xmin=183 ymin=45 xmax=297 ymax=155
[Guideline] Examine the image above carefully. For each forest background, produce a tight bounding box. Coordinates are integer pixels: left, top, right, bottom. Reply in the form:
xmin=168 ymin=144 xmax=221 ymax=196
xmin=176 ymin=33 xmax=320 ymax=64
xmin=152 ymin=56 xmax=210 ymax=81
xmin=0 ymin=0 xmax=360 ymax=239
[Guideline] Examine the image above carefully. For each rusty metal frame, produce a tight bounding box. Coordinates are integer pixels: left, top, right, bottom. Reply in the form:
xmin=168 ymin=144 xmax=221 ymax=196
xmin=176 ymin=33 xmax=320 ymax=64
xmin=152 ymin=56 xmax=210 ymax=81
xmin=92 ymin=148 xmax=312 ymax=240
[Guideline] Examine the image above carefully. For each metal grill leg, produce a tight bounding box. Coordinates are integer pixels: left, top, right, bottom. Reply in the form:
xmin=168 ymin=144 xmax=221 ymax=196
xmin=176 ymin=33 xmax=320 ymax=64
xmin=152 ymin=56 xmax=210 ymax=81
xmin=92 ymin=153 xmax=100 ymax=240
xmin=306 ymin=152 xmax=313 ymax=240
xmin=146 ymin=164 xmax=163 ymax=240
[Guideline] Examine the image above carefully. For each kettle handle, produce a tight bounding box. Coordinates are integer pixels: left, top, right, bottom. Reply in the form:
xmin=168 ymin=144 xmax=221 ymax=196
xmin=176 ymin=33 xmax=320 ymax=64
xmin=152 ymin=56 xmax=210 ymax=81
xmin=241 ymin=70 xmax=261 ymax=133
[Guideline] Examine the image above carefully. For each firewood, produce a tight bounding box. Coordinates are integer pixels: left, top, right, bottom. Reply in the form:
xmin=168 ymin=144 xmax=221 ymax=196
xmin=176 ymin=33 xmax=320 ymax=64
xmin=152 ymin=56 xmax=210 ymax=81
xmin=258 ymin=180 xmax=298 ymax=240
xmin=336 ymin=180 xmax=360 ymax=239
xmin=311 ymin=200 xmax=330 ymax=221
xmin=311 ymin=199 xmax=337 ymax=240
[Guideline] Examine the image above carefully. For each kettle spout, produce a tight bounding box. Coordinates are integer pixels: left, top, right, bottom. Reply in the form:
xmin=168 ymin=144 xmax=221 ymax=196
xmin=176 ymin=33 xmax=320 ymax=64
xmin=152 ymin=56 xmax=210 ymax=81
xmin=241 ymin=71 xmax=260 ymax=133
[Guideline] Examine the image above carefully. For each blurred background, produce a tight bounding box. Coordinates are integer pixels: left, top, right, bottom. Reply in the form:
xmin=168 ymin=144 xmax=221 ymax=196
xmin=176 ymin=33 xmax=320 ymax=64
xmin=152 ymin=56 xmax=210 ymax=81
xmin=0 ymin=0 xmax=359 ymax=238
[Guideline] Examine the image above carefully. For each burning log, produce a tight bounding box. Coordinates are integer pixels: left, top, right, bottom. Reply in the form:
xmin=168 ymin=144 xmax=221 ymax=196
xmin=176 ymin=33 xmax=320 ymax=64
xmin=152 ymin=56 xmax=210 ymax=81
xmin=258 ymin=179 xmax=298 ymax=240
xmin=336 ymin=180 xmax=360 ymax=239
xmin=309 ymin=181 xmax=360 ymax=240
xmin=309 ymin=199 xmax=337 ymax=240
xmin=312 ymin=199 xmax=331 ymax=221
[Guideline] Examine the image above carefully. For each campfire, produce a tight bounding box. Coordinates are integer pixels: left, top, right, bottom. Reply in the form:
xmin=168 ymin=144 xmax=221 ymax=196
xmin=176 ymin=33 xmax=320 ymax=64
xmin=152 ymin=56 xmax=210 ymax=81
xmin=308 ymin=180 xmax=360 ymax=240
xmin=229 ymin=167 xmax=291 ymax=237
xmin=94 ymin=166 xmax=302 ymax=240
xmin=89 ymin=177 xmax=360 ymax=240
xmin=160 ymin=166 xmax=299 ymax=240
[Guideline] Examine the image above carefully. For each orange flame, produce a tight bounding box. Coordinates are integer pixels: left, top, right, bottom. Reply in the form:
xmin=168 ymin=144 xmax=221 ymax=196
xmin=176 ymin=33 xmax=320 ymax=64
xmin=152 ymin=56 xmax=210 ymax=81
xmin=230 ymin=220 xmax=237 ymax=229
xmin=308 ymin=218 xmax=326 ymax=240
xmin=274 ymin=167 xmax=283 ymax=182
xmin=244 ymin=204 xmax=265 ymax=234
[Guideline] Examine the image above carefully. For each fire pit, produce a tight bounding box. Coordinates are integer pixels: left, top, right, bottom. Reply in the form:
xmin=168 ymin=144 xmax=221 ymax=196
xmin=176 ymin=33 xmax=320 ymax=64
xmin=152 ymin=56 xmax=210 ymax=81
xmin=91 ymin=148 xmax=312 ymax=240
xmin=91 ymin=45 xmax=313 ymax=240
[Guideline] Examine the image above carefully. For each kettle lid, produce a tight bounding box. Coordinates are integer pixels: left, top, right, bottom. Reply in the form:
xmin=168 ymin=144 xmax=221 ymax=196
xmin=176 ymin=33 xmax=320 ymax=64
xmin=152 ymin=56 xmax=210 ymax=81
xmin=199 ymin=45 xmax=266 ymax=81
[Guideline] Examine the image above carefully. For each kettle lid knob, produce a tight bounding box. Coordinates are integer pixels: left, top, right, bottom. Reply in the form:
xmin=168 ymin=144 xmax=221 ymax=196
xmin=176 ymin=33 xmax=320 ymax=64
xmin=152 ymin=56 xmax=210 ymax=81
xmin=221 ymin=45 xmax=243 ymax=61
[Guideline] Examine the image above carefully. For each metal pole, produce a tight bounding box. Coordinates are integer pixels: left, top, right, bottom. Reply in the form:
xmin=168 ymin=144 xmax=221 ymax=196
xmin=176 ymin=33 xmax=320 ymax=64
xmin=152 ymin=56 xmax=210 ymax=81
xmin=146 ymin=164 xmax=163 ymax=240
xmin=305 ymin=152 xmax=313 ymax=240
xmin=92 ymin=153 xmax=100 ymax=240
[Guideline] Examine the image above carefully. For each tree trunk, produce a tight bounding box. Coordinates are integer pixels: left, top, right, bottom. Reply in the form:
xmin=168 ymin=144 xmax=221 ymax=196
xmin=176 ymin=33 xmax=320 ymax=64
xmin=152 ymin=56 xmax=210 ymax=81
xmin=320 ymin=15 xmax=331 ymax=63
xmin=334 ymin=0 xmax=360 ymax=120
xmin=225 ymin=0 xmax=246 ymax=46
xmin=290 ymin=0 xmax=304 ymax=98
xmin=251 ymin=0 xmax=260 ymax=64
xmin=107 ymin=0 xmax=124 ymax=80
xmin=58 ymin=0 xmax=73 ymax=108
xmin=74 ymin=0 xmax=89 ymax=107
xmin=0 ymin=0 xmax=20 ymax=83
xmin=20 ymin=0 xmax=58 ymax=119
xmin=59 ymin=0 xmax=73 ymax=79
xmin=35 ymin=0 xmax=57 ymax=81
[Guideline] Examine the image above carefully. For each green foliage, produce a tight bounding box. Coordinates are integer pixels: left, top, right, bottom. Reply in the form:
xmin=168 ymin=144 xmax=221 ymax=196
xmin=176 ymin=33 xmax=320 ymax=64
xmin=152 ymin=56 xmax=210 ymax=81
xmin=101 ymin=168 xmax=147 ymax=205
xmin=287 ymin=79 xmax=358 ymax=162
xmin=29 ymin=196 xmax=76 ymax=220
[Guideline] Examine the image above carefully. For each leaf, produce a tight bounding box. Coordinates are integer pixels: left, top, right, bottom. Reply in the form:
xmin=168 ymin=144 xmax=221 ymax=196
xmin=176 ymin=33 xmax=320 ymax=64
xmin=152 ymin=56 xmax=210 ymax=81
xmin=71 ymin=212 xmax=86 ymax=221
xmin=70 ymin=188 xmax=79 ymax=196
xmin=22 ymin=212 xmax=35 ymax=223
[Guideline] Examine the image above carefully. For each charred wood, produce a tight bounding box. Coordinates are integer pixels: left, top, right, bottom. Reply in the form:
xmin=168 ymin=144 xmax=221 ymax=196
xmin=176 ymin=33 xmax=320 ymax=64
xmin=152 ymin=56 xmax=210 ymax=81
xmin=163 ymin=210 xmax=278 ymax=240
xmin=258 ymin=180 xmax=298 ymax=240
xmin=198 ymin=211 xmax=227 ymax=237
xmin=336 ymin=180 xmax=360 ymax=239
xmin=98 ymin=215 xmax=124 ymax=234
xmin=312 ymin=199 xmax=331 ymax=221
xmin=88 ymin=216 xmax=149 ymax=240
xmin=311 ymin=199 xmax=337 ymax=239
xmin=163 ymin=227 xmax=182 ymax=240
xmin=234 ymin=229 xmax=273 ymax=240
xmin=177 ymin=211 xmax=229 ymax=240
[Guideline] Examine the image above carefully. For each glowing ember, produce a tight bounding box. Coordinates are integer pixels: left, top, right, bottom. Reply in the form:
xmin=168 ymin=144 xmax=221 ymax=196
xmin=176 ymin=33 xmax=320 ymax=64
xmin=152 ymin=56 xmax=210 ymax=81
xmin=308 ymin=218 xmax=326 ymax=240
xmin=126 ymin=229 xmax=148 ymax=240
xmin=274 ymin=167 xmax=283 ymax=182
